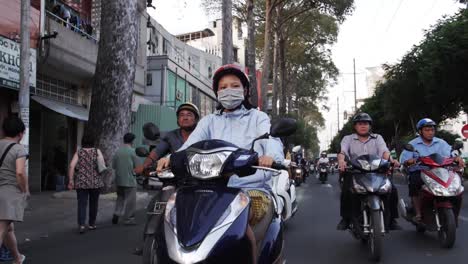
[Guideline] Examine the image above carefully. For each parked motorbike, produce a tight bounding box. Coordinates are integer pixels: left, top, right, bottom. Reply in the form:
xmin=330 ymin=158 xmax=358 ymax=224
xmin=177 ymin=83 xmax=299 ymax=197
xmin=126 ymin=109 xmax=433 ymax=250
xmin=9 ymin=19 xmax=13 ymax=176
xmin=272 ymin=161 xmax=298 ymax=223
xmin=137 ymin=118 xmax=297 ymax=264
xmin=346 ymin=155 xmax=394 ymax=262
xmin=318 ymin=164 xmax=328 ymax=184
xmin=399 ymin=143 xmax=464 ymax=248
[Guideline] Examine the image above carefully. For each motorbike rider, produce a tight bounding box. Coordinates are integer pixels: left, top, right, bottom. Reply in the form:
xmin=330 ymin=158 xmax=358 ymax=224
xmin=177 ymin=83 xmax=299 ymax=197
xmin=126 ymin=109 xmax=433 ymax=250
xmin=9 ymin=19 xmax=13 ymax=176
xmin=133 ymin=102 xmax=200 ymax=255
xmin=318 ymin=152 xmax=329 ymax=166
xmin=337 ymin=113 xmax=402 ymax=230
xmin=157 ymin=64 xmax=284 ymax=262
xmin=400 ymin=118 xmax=465 ymax=223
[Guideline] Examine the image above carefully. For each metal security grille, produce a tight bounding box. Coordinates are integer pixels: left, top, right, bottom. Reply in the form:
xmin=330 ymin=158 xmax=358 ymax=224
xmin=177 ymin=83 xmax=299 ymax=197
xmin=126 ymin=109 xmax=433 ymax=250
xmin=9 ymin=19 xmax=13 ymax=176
xmin=35 ymin=73 xmax=83 ymax=106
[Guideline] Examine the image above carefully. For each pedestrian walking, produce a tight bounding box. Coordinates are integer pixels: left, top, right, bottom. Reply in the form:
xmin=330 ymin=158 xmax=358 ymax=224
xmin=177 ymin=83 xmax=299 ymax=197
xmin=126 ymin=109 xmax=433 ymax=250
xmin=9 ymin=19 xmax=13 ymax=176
xmin=112 ymin=133 xmax=139 ymax=225
xmin=0 ymin=116 xmax=28 ymax=264
xmin=68 ymin=133 xmax=106 ymax=234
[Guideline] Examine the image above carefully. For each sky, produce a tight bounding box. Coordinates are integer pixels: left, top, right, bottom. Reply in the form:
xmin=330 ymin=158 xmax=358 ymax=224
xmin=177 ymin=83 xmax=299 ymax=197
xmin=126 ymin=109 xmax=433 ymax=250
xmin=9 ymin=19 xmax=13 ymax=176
xmin=148 ymin=0 xmax=466 ymax=152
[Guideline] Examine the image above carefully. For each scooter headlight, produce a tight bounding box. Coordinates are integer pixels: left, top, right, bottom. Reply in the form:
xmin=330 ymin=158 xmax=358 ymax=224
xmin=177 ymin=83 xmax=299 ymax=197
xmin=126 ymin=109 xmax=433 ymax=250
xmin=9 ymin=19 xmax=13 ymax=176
xmin=165 ymin=193 xmax=177 ymax=234
xmin=212 ymin=192 xmax=250 ymax=232
xmin=295 ymin=169 xmax=302 ymax=174
xmin=378 ymin=178 xmax=392 ymax=194
xmin=188 ymin=151 xmax=231 ymax=180
xmin=352 ymin=178 xmax=367 ymax=194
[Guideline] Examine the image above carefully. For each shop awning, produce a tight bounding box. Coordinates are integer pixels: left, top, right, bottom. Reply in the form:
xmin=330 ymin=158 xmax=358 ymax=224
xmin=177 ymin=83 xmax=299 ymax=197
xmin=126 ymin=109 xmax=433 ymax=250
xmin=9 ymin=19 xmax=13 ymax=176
xmin=32 ymin=96 xmax=89 ymax=121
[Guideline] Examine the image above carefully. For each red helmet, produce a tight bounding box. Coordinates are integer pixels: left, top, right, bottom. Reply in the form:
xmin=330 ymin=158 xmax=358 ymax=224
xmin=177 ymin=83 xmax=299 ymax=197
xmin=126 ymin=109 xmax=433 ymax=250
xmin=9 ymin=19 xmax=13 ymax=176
xmin=212 ymin=64 xmax=250 ymax=96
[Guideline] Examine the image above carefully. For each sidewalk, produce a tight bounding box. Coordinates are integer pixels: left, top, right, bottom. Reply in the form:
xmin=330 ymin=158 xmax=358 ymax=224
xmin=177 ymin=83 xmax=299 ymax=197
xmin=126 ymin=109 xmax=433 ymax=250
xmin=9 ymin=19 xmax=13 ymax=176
xmin=15 ymin=189 xmax=153 ymax=244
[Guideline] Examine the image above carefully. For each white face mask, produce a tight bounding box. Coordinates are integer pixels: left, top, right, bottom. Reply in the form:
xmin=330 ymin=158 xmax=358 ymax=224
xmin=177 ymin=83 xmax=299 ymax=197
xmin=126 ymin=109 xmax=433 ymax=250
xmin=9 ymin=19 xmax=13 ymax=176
xmin=217 ymin=88 xmax=245 ymax=110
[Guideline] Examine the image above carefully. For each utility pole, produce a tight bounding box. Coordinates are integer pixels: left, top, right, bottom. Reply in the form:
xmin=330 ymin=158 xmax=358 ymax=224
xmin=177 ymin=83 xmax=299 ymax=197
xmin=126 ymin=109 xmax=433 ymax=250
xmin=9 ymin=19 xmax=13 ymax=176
xmin=337 ymin=97 xmax=340 ymax=130
xmin=222 ymin=0 xmax=234 ymax=64
xmin=19 ymin=0 xmax=30 ymax=165
xmin=353 ymin=58 xmax=357 ymax=112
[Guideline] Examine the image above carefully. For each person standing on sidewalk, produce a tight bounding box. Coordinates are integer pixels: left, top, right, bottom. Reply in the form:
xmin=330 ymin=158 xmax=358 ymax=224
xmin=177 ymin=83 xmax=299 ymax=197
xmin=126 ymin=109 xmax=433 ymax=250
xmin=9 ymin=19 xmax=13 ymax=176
xmin=0 ymin=116 xmax=28 ymax=264
xmin=68 ymin=133 xmax=106 ymax=234
xmin=112 ymin=133 xmax=139 ymax=225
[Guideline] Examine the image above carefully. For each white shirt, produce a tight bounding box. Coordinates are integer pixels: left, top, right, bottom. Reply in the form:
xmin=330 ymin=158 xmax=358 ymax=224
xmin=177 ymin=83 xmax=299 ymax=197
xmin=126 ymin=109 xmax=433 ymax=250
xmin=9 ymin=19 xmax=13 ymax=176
xmin=318 ymin=157 xmax=329 ymax=164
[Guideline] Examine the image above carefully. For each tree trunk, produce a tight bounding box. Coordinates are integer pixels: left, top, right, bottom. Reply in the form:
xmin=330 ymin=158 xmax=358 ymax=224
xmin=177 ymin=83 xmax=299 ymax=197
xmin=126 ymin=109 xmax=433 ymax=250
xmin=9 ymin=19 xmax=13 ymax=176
xmin=260 ymin=0 xmax=273 ymax=110
xmin=222 ymin=0 xmax=234 ymax=64
xmin=246 ymin=0 xmax=258 ymax=107
xmin=86 ymin=0 xmax=138 ymax=168
xmin=279 ymin=34 xmax=287 ymax=115
xmin=272 ymin=25 xmax=279 ymax=117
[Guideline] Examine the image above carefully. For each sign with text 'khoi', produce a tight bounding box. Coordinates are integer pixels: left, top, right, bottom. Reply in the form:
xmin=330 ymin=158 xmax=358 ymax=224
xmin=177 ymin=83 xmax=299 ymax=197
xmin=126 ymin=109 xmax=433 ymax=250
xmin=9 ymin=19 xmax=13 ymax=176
xmin=0 ymin=35 xmax=36 ymax=90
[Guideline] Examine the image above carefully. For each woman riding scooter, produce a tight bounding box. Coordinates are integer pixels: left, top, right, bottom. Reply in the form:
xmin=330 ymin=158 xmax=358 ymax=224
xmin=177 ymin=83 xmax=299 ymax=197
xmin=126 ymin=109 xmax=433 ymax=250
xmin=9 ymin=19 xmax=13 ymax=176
xmin=157 ymin=64 xmax=285 ymax=263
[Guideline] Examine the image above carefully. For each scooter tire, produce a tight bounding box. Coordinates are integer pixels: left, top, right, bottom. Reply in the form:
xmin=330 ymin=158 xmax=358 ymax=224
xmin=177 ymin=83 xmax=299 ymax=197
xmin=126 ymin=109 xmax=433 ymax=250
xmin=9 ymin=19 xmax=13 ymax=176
xmin=369 ymin=210 xmax=383 ymax=262
xmin=142 ymin=234 xmax=158 ymax=264
xmin=438 ymin=208 xmax=456 ymax=249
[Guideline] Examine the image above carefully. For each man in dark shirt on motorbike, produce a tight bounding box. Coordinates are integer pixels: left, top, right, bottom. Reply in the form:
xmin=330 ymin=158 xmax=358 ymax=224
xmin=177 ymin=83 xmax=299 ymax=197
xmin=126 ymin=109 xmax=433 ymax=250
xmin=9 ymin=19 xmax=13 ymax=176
xmin=337 ymin=113 xmax=401 ymax=230
xmin=133 ymin=102 xmax=200 ymax=255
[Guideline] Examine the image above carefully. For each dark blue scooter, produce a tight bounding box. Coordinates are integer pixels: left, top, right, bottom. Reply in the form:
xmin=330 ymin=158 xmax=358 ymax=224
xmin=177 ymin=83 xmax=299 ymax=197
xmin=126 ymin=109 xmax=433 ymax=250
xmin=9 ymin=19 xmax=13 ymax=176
xmin=137 ymin=118 xmax=297 ymax=264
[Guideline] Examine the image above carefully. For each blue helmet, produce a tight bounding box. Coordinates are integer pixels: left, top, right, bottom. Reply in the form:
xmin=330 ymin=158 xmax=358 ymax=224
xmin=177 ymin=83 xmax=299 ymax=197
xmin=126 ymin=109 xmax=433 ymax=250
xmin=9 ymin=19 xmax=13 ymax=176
xmin=416 ymin=118 xmax=436 ymax=130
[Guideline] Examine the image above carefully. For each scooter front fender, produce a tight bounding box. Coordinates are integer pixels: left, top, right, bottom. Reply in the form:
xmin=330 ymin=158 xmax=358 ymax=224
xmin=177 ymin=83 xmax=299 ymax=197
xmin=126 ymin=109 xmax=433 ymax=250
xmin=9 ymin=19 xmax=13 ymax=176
xmin=366 ymin=195 xmax=382 ymax=211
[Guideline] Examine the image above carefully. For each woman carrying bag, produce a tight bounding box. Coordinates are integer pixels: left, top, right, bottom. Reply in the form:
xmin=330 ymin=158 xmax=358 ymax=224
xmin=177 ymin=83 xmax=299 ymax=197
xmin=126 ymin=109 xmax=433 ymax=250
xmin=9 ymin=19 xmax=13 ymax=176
xmin=0 ymin=116 xmax=28 ymax=264
xmin=68 ymin=133 xmax=107 ymax=234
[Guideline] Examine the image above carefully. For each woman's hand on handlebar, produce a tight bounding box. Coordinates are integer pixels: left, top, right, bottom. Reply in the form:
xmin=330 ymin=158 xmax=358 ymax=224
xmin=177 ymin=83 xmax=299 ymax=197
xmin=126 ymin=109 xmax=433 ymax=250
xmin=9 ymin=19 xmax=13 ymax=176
xmin=157 ymin=157 xmax=170 ymax=173
xmin=259 ymin=155 xmax=274 ymax=168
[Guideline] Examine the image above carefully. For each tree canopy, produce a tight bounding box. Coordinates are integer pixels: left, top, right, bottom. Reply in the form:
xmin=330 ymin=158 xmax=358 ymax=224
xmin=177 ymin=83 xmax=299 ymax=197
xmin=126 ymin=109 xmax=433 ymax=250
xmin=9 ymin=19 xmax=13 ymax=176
xmin=329 ymin=9 xmax=468 ymax=153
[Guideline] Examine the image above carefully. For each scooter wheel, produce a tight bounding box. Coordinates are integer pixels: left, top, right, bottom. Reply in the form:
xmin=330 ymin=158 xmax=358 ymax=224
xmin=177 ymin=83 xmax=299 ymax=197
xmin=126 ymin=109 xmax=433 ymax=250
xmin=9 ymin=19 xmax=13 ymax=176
xmin=438 ymin=208 xmax=456 ymax=248
xmin=142 ymin=234 xmax=158 ymax=264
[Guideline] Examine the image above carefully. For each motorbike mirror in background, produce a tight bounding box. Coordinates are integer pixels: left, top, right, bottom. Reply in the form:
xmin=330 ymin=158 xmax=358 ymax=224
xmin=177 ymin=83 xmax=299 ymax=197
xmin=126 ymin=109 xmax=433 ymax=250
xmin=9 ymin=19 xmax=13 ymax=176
xmin=453 ymin=141 xmax=463 ymax=151
xmin=270 ymin=118 xmax=298 ymax=138
xmin=143 ymin=122 xmax=160 ymax=141
xmin=136 ymin=147 xmax=150 ymax=157
xmin=404 ymin=144 xmax=415 ymax=152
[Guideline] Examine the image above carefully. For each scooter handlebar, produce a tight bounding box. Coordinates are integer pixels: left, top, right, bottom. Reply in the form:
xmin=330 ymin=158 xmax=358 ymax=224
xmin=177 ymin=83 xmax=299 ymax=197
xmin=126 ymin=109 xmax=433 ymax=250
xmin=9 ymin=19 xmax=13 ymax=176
xmin=272 ymin=162 xmax=288 ymax=171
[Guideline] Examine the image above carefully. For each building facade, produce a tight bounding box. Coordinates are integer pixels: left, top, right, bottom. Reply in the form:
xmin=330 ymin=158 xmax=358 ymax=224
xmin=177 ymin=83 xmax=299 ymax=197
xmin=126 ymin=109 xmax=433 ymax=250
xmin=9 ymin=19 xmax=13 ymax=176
xmin=145 ymin=16 xmax=221 ymax=118
xmin=0 ymin=0 xmax=148 ymax=192
xmin=176 ymin=17 xmax=247 ymax=66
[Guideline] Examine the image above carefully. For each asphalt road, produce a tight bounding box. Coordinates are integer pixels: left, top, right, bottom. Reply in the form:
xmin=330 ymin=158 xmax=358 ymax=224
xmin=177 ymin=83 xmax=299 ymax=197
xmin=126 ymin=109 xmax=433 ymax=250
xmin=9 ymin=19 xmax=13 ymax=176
xmin=19 ymin=173 xmax=468 ymax=264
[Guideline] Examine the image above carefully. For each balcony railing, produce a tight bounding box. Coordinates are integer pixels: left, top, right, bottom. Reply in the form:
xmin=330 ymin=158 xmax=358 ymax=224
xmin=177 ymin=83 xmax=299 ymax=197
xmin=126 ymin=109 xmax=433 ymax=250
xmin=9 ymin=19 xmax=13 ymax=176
xmin=46 ymin=10 xmax=97 ymax=42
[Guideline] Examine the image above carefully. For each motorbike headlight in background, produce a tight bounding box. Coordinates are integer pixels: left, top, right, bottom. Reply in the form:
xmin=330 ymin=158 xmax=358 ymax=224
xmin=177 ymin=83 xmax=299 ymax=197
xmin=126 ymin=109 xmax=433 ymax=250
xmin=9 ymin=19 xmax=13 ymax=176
xmin=295 ymin=169 xmax=302 ymax=174
xmin=352 ymin=178 xmax=367 ymax=194
xmin=448 ymin=173 xmax=463 ymax=195
xmin=422 ymin=175 xmax=452 ymax=196
xmin=378 ymin=179 xmax=392 ymax=194
xmin=188 ymin=151 xmax=231 ymax=180
xmin=165 ymin=192 xmax=177 ymax=234
xmin=212 ymin=192 xmax=250 ymax=232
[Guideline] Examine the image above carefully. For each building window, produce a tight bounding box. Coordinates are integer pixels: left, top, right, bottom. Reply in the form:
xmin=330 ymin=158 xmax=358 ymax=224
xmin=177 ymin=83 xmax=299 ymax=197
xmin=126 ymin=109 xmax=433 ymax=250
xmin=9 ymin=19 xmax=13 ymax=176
xmin=147 ymin=73 xmax=152 ymax=86
xmin=233 ymin=48 xmax=239 ymax=63
xmin=208 ymin=66 xmax=213 ymax=78
xmin=163 ymin=38 xmax=168 ymax=55
xmin=213 ymin=21 xmax=217 ymax=28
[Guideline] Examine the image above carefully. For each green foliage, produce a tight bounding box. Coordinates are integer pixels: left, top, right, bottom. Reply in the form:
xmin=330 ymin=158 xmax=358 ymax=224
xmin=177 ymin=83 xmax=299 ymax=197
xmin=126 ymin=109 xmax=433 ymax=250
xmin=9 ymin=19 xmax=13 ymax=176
xmin=330 ymin=10 xmax=468 ymax=151
xmin=275 ymin=113 xmax=320 ymax=157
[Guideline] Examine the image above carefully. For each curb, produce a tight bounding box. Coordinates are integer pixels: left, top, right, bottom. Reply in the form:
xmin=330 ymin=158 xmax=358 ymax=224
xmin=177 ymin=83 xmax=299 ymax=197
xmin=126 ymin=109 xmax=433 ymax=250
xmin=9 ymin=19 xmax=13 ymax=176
xmin=51 ymin=191 xmax=150 ymax=201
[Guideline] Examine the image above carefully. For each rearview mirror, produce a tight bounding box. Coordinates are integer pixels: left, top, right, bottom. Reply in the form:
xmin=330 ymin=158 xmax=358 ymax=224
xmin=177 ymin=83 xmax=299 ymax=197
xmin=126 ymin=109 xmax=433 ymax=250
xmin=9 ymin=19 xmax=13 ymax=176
xmin=270 ymin=118 xmax=297 ymax=138
xmin=453 ymin=141 xmax=463 ymax=151
xmin=135 ymin=147 xmax=150 ymax=157
xmin=143 ymin=122 xmax=160 ymax=141
xmin=404 ymin=144 xmax=415 ymax=152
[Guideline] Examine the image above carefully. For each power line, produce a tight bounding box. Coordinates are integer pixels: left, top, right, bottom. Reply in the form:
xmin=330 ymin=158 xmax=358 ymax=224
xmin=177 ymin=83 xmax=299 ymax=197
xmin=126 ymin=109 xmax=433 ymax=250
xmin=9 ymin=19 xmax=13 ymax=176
xmin=385 ymin=0 xmax=405 ymax=33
